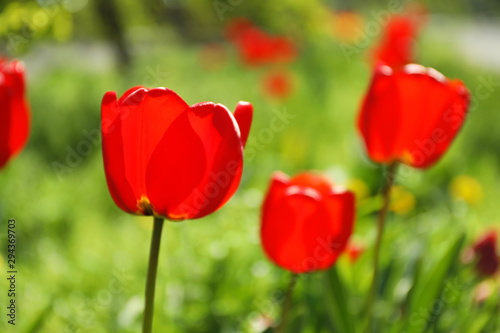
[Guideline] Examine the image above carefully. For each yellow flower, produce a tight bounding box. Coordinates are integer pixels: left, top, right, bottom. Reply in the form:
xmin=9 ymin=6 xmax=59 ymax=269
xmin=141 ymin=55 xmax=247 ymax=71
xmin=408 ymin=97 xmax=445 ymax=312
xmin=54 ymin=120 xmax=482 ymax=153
xmin=390 ymin=185 xmax=415 ymax=215
xmin=450 ymin=175 xmax=483 ymax=206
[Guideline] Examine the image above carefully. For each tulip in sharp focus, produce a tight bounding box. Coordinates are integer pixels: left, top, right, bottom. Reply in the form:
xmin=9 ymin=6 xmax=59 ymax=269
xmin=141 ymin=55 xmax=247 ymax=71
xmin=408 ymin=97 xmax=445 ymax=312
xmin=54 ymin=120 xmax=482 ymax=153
xmin=358 ymin=63 xmax=470 ymax=168
xmin=0 ymin=58 xmax=30 ymax=169
xmin=101 ymin=86 xmax=253 ymax=221
xmin=261 ymin=171 xmax=355 ymax=273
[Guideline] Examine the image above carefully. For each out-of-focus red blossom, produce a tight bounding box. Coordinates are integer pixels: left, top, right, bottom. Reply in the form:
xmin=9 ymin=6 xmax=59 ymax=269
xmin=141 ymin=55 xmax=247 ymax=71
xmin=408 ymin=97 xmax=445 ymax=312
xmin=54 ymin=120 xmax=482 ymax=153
xmin=225 ymin=17 xmax=254 ymax=43
xmin=472 ymin=231 xmax=499 ymax=277
xmin=101 ymin=86 xmax=253 ymax=221
xmin=346 ymin=241 xmax=365 ymax=263
xmin=270 ymin=36 xmax=297 ymax=64
xmin=261 ymin=171 xmax=355 ymax=273
xmin=225 ymin=18 xmax=297 ymax=66
xmin=0 ymin=58 xmax=30 ymax=169
xmin=372 ymin=15 xmax=418 ymax=69
xmin=199 ymin=43 xmax=228 ymax=71
xmin=358 ymin=63 xmax=470 ymax=169
xmin=262 ymin=70 xmax=294 ymax=100
xmin=331 ymin=10 xmax=364 ymax=43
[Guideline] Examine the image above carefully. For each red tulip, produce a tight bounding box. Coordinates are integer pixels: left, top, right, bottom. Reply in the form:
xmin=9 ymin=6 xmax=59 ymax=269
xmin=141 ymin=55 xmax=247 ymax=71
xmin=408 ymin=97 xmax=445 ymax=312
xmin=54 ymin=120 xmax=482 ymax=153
xmin=473 ymin=230 xmax=499 ymax=277
xmin=346 ymin=241 xmax=365 ymax=263
xmin=101 ymin=86 xmax=253 ymax=221
xmin=261 ymin=70 xmax=293 ymax=100
xmin=0 ymin=58 xmax=30 ymax=169
xmin=269 ymin=36 xmax=297 ymax=64
xmin=225 ymin=18 xmax=297 ymax=67
xmin=372 ymin=15 xmax=418 ymax=69
xmin=225 ymin=17 xmax=254 ymax=43
xmin=237 ymin=27 xmax=275 ymax=66
xmin=358 ymin=64 xmax=470 ymax=168
xmin=261 ymin=171 xmax=355 ymax=273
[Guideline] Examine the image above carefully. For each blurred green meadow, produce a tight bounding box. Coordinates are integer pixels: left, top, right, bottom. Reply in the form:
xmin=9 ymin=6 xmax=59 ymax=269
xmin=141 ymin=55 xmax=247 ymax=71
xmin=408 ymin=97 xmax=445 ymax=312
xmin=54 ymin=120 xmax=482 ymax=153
xmin=1 ymin=1 xmax=500 ymax=332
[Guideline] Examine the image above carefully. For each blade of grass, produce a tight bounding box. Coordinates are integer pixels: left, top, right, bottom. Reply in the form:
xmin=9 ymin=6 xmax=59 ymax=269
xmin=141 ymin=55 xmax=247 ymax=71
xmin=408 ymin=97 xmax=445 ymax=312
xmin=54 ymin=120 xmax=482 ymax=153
xmin=406 ymin=234 xmax=465 ymax=333
xmin=323 ymin=267 xmax=354 ymax=333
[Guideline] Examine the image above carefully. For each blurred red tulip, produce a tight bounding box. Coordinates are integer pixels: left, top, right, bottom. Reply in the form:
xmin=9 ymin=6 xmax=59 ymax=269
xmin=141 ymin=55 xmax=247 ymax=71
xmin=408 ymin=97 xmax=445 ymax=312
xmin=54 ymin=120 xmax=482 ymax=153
xmin=237 ymin=27 xmax=275 ymax=66
xmin=358 ymin=63 xmax=470 ymax=168
xmin=0 ymin=58 xmax=30 ymax=169
xmin=269 ymin=36 xmax=297 ymax=64
xmin=225 ymin=18 xmax=297 ymax=67
xmin=261 ymin=171 xmax=355 ymax=273
xmin=101 ymin=86 xmax=253 ymax=221
xmin=473 ymin=230 xmax=499 ymax=277
xmin=346 ymin=241 xmax=365 ymax=263
xmin=372 ymin=15 xmax=417 ymax=69
xmin=225 ymin=17 xmax=254 ymax=43
xmin=262 ymin=70 xmax=293 ymax=100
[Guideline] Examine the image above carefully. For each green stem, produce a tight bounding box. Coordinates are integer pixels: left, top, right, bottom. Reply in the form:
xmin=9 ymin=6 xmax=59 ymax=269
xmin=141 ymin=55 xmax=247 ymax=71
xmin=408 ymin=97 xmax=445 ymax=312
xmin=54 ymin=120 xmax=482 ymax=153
xmin=276 ymin=273 xmax=299 ymax=333
xmin=366 ymin=162 xmax=398 ymax=332
xmin=142 ymin=217 xmax=164 ymax=333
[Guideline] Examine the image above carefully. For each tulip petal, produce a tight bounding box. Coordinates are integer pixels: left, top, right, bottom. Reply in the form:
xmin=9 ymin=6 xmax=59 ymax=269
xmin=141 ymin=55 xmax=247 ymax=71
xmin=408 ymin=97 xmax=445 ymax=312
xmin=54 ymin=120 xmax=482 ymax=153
xmin=233 ymin=101 xmax=253 ymax=147
xmin=261 ymin=189 xmax=324 ymax=273
xmin=390 ymin=66 xmax=469 ymax=167
xmin=0 ymin=81 xmax=13 ymax=168
xmin=358 ymin=65 xmax=403 ymax=164
xmin=407 ymin=77 xmax=469 ymax=168
xmin=146 ymin=102 xmax=244 ymax=220
xmin=262 ymin=171 xmax=290 ymax=213
xmin=101 ymin=92 xmax=138 ymax=214
xmin=0 ymin=62 xmax=29 ymax=168
xmin=119 ymin=88 xmax=189 ymax=199
xmin=289 ymin=172 xmax=333 ymax=196
xmin=8 ymin=66 xmax=30 ymax=159
xmin=118 ymin=85 xmax=145 ymax=105
xmin=319 ymin=191 xmax=355 ymax=268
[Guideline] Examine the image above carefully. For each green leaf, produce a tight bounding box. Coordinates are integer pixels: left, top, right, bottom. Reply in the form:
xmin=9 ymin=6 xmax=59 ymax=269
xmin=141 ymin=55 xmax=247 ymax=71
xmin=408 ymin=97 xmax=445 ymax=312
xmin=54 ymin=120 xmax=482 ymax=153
xmin=406 ymin=234 xmax=465 ymax=333
xmin=323 ymin=267 xmax=355 ymax=333
xmin=285 ymin=305 xmax=308 ymax=333
xmin=466 ymin=312 xmax=491 ymax=333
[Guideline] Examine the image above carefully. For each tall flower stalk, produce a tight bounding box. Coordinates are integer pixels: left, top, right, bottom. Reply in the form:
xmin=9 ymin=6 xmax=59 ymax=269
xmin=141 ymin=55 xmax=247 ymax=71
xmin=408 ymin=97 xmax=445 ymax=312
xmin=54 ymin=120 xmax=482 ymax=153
xmin=366 ymin=163 xmax=398 ymax=331
xmin=142 ymin=217 xmax=164 ymax=333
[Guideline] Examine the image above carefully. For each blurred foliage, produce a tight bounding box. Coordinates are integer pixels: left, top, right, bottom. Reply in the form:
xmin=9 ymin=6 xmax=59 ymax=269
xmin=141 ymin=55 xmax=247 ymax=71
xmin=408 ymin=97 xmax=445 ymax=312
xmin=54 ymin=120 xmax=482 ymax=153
xmin=3 ymin=0 xmax=499 ymax=56
xmin=0 ymin=1 xmax=73 ymax=54
xmin=0 ymin=0 xmax=500 ymax=332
